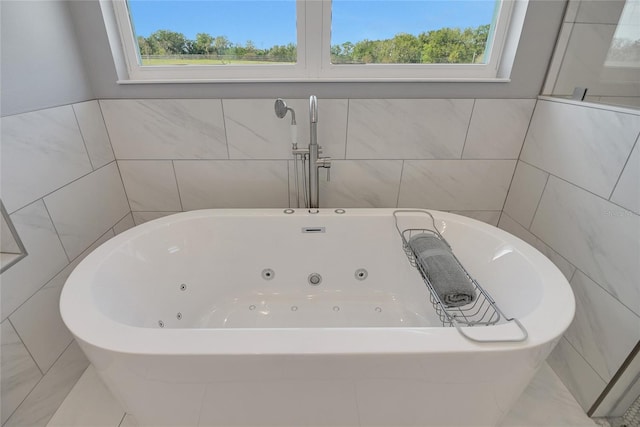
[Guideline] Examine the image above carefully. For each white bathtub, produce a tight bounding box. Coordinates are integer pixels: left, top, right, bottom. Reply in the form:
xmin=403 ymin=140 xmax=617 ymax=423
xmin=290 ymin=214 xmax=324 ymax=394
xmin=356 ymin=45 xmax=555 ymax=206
xmin=61 ymin=209 xmax=574 ymax=426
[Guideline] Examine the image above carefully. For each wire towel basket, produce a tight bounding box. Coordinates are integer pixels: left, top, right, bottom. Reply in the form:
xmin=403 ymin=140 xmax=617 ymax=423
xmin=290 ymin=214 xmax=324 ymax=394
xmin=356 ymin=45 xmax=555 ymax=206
xmin=393 ymin=210 xmax=528 ymax=343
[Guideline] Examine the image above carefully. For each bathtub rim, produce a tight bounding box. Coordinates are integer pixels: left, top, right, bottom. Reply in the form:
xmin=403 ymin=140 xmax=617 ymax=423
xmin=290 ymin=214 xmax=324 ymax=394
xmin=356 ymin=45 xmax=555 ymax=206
xmin=60 ymin=208 xmax=575 ymax=356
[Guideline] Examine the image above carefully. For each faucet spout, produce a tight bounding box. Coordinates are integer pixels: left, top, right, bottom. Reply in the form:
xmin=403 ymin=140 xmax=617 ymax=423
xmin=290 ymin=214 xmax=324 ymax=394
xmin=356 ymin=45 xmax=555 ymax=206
xmin=309 ymin=95 xmax=318 ymax=124
xmin=308 ymin=96 xmax=320 ymax=210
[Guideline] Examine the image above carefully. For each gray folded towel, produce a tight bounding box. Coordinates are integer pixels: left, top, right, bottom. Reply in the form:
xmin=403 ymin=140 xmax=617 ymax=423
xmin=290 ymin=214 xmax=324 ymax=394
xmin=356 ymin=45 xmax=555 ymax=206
xmin=408 ymin=233 xmax=476 ymax=308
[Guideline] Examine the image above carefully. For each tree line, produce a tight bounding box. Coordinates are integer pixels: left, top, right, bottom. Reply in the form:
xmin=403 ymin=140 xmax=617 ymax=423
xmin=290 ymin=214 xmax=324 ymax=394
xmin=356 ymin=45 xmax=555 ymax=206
xmin=137 ymin=24 xmax=490 ymax=64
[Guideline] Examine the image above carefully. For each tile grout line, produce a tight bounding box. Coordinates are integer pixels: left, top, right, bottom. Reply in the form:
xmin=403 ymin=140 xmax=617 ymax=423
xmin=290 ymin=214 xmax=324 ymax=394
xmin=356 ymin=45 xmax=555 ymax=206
xmin=171 ymin=160 xmax=185 ymax=212
xmin=71 ymin=104 xmax=97 ymax=171
xmin=395 ymin=160 xmax=405 ymax=208
xmin=459 ymin=98 xmax=476 ymax=160
xmin=2 ymin=226 xmax=120 ymax=323
xmin=7 ymin=160 xmax=119 ymax=216
xmin=518 ymin=158 xmax=639 ymax=218
xmin=220 ymin=99 xmax=231 ymax=160
xmin=498 ymin=99 xmax=539 ymax=226
xmin=502 ymin=210 xmax=640 ymax=319
xmin=344 ymin=99 xmax=350 ymax=160
xmin=607 ymin=133 xmax=638 ymax=201
xmin=42 ymin=199 xmax=72 ymax=263
xmin=96 ymin=100 xmax=118 ymax=162
xmin=527 ymin=172 xmax=551 ymax=230
xmin=3 ymin=340 xmax=77 ymax=427
xmin=7 ymin=317 xmax=44 ymax=376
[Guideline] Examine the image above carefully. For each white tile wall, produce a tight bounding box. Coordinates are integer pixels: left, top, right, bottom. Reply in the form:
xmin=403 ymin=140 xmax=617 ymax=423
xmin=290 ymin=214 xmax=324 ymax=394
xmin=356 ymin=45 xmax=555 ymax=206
xmin=503 ymin=161 xmax=549 ymax=228
xmin=0 ymin=106 xmax=92 ymax=213
xmin=531 ymin=176 xmax=640 ymax=316
xmin=113 ymin=214 xmax=136 ymax=235
xmin=498 ymin=214 xmax=576 ymax=281
xmin=316 ymin=160 xmax=403 ymax=208
xmin=1 ymin=100 xmax=130 ymax=427
xmin=118 ymin=160 xmax=182 ymax=212
xmin=72 ymin=101 xmax=115 ymax=169
xmin=501 ymin=98 xmax=640 ymax=412
xmin=521 ymin=100 xmax=640 ymax=198
xmin=224 ymin=99 xmax=348 ymax=160
xmin=398 ymin=160 xmax=516 ymax=210
xmin=8 ymin=230 xmax=115 ymax=374
xmin=462 ymin=99 xmax=535 ymax=159
xmin=44 ymin=162 xmax=129 ymax=260
xmin=346 ymin=99 xmax=474 ymax=159
xmin=174 ymin=160 xmax=289 ymax=209
xmin=546 ymin=337 xmax=607 ymax=413
xmin=132 ymin=211 xmax=180 ymax=226
xmin=450 ymin=211 xmax=502 ymax=227
xmin=100 ymin=99 xmax=228 ymax=160
xmin=611 ymin=141 xmax=639 ymax=214
xmin=564 ymin=270 xmax=640 ymax=381
xmin=1 ymin=201 xmax=69 ymax=321
xmin=1 ymin=321 xmax=42 ymax=425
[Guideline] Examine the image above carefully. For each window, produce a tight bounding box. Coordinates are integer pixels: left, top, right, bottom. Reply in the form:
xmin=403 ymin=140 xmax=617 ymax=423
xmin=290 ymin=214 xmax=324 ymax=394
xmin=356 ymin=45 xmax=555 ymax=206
xmin=108 ymin=0 xmax=524 ymax=82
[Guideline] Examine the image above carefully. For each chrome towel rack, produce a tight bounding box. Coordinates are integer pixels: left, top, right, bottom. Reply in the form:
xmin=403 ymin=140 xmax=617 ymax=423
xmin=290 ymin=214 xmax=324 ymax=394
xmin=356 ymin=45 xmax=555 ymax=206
xmin=393 ymin=210 xmax=528 ymax=343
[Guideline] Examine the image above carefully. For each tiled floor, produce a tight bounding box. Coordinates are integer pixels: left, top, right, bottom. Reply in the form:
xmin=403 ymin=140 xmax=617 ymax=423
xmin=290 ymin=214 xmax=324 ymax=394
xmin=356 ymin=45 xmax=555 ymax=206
xmin=46 ymin=362 xmax=596 ymax=427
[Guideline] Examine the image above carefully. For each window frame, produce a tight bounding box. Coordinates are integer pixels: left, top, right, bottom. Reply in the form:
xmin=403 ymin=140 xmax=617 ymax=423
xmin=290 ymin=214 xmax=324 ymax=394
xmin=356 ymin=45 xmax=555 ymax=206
xmin=108 ymin=0 xmax=524 ymax=83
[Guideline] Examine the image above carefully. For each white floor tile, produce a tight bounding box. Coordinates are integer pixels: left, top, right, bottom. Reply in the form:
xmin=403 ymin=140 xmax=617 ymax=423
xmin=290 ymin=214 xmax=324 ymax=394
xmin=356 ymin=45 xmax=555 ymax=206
xmin=47 ymin=365 xmax=125 ymax=427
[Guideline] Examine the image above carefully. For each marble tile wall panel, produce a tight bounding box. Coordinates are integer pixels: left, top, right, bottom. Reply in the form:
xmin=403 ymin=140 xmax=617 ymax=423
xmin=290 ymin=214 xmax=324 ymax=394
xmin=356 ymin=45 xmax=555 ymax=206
xmin=1 ymin=321 xmax=42 ymax=425
xmin=314 ymin=160 xmax=403 ymax=208
xmin=174 ymin=160 xmax=289 ymax=209
xmin=113 ymin=213 xmax=136 ymax=235
xmin=450 ymin=211 xmax=501 ymax=227
xmin=397 ymin=160 xmax=516 ymax=211
xmin=132 ymin=211 xmax=180 ymax=226
xmin=503 ymin=161 xmax=549 ymax=228
xmin=346 ymin=99 xmax=474 ymax=159
xmin=4 ymin=342 xmax=89 ymax=427
xmin=72 ymin=101 xmax=115 ymax=169
xmin=462 ymin=99 xmax=535 ymax=160
xmin=1 ymin=201 xmax=69 ymax=321
xmin=0 ymin=106 xmax=93 ymax=213
xmin=9 ymin=230 xmax=115 ymax=374
xmin=521 ymin=100 xmax=640 ymax=198
xmin=564 ymin=270 xmax=640 ymax=382
xmin=117 ymin=160 xmax=182 ymax=212
xmin=224 ymin=99 xmax=348 ymax=160
xmin=530 ymin=176 xmax=640 ymax=316
xmin=611 ymin=141 xmax=639 ymax=215
xmin=44 ymin=163 xmax=130 ymax=260
xmin=100 ymin=99 xmax=228 ymax=160
xmin=547 ymin=337 xmax=607 ymax=411
xmin=498 ymin=214 xmax=576 ymax=281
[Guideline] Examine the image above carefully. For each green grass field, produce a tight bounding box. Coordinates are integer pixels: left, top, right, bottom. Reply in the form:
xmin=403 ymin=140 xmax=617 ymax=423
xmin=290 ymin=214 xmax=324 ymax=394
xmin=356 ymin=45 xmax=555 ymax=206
xmin=141 ymin=58 xmax=294 ymax=66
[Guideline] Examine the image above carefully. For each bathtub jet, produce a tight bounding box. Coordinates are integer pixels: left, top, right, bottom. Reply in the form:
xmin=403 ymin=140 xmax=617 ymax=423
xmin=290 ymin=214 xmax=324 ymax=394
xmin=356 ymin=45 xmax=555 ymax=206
xmin=60 ymin=208 xmax=574 ymax=427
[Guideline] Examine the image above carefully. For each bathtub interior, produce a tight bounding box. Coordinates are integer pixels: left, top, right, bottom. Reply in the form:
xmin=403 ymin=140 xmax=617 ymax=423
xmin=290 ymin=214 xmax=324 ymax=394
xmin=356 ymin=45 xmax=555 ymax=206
xmin=90 ymin=210 xmax=543 ymax=329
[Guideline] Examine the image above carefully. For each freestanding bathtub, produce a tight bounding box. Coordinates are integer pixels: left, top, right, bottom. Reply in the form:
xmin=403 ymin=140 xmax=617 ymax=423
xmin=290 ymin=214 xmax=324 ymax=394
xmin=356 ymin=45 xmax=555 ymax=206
xmin=61 ymin=209 xmax=574 ymax=426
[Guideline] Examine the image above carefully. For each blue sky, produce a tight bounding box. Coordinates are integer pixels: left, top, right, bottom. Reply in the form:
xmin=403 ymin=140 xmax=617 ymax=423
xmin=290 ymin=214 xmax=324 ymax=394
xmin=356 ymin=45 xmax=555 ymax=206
xmin=128 ymin=0 xmax=496 ymax=48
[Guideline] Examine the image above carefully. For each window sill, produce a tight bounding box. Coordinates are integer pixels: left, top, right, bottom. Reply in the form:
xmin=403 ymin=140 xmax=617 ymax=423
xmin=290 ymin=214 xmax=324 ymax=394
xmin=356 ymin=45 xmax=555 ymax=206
xmin=117 ymin=77 xmax=512 ymax=85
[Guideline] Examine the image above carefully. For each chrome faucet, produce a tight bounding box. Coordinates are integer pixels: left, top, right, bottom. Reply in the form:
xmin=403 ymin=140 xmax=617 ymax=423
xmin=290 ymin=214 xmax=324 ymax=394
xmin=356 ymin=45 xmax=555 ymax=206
xmin=308 ymin=96 xmax=331 ymax=211
xmin=274 ymin=96 xmax=330 ymax=212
